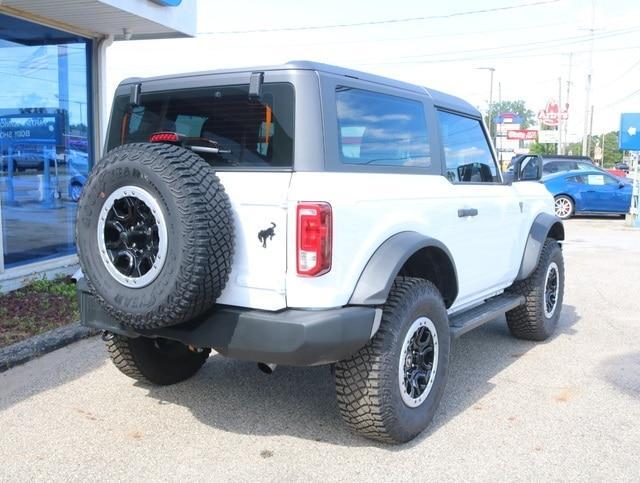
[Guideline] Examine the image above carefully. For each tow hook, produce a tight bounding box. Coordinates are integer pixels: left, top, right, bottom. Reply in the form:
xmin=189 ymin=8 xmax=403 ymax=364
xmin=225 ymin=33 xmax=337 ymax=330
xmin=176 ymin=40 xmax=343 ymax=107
xmin=101 ymin=331 xmax=114 ymax=342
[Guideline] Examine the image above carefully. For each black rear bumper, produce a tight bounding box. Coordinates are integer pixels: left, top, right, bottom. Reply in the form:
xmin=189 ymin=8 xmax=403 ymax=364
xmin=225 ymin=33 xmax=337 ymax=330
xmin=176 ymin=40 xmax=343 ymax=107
xmin=78 ymin=279 xmax=378 ymax=366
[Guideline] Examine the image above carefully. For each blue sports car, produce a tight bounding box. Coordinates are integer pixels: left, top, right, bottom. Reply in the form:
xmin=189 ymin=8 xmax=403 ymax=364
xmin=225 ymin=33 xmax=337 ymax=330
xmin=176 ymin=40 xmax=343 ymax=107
xmin=542 ymin=169 xmax=632 ymax=219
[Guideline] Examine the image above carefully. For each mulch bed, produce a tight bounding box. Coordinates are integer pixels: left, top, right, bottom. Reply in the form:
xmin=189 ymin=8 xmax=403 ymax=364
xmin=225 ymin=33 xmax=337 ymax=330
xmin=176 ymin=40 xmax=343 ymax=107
xmin=0 ymin=277 xmax=78 ymax=348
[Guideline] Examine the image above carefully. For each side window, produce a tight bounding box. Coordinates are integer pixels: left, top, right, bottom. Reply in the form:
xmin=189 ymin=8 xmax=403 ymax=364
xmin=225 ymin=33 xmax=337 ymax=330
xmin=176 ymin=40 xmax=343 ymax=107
xmin=543 ymin=161 xmax=558 ymax=175
xmin=437 ymin=110 xmax=499 ymax=183
xmin=335 ymin=86 xmax=431 ymax=167
xmin=585 ymin=174 xmax=612 ymax=186
xmin=567 ymin=175 xmax=585 ymax=184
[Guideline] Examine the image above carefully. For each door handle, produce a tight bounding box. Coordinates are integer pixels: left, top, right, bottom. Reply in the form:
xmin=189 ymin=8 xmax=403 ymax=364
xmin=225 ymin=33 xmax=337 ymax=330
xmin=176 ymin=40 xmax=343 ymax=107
xmin=458 ymin=208 xmax=479 ymax=217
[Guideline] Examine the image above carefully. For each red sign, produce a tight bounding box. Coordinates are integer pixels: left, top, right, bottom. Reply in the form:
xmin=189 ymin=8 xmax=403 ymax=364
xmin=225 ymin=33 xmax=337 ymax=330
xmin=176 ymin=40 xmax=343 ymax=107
xmin=507 ymin=129 xmax=538 ymax=140
xmin=538 ymin=99 xmax=568 ymax=127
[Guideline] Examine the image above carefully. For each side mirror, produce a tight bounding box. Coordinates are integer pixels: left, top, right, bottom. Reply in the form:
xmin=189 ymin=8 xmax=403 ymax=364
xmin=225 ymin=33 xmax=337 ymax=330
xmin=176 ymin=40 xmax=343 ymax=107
xmin=619 ymin=181 xmax=626 ymax=188
xmin=514 ymin=156 xmax=543 ymax=181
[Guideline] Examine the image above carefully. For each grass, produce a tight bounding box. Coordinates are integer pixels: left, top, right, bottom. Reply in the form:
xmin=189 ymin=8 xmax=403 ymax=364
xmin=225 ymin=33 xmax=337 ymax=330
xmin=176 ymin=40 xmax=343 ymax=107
xmin=0 ymin=276 xmax=79 ymax=349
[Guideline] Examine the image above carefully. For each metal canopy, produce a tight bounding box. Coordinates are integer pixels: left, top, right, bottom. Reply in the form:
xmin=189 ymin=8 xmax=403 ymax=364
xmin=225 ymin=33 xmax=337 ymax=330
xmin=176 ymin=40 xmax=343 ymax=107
xmin=0 ymin=0 xmax=196 ymax=39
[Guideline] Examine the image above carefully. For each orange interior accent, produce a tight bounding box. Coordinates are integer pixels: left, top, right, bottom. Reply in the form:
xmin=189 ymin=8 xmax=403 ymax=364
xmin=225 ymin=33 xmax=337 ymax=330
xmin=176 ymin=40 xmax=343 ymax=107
xmin=121 ymin=111 xmax=130 ymax=144
xmin=265 ymin=106 xmax=272 ymax=145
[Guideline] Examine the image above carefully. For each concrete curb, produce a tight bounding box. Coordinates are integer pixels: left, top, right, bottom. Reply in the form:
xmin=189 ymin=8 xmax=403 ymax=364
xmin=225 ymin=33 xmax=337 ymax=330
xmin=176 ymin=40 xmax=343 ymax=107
xmin=0 ymin=323 xmax=98 ymax=373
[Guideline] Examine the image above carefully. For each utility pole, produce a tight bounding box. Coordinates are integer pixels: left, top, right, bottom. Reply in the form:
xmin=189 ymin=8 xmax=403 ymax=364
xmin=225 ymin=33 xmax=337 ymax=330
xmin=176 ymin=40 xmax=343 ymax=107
xmin=557 ymin=77 xmax=563 ymax=155
xmin=498 ymin=81 xmax=502 ymax=160
xmin=564 ymin=53 xmax=573 ymax=155
xmin=477 ymin=67 xmax=495 ymax=142
xmin=582 ymin=1 xmax=596 ymax=156
xmin=587 ymin=105 xmax=595 ymax=158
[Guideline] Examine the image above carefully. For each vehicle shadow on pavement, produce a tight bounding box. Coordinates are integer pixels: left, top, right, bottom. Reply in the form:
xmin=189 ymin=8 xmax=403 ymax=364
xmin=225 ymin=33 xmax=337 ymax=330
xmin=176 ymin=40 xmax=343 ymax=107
xmin=141 ymin=304 xmax=580 ymax=449
xmin=0 ymin=338 xmax=108 ymax=412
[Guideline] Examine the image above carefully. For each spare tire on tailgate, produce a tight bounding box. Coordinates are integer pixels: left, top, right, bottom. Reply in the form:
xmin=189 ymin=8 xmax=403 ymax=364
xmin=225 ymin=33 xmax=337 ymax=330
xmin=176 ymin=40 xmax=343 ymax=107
xmin=76 ymin=142 xmax=234 ymax=330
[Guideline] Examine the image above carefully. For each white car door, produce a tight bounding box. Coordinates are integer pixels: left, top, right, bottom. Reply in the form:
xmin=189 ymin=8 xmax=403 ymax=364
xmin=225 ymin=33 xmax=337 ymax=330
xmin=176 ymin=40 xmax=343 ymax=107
xmin=435 ymin=110 xmax=521 ymax=309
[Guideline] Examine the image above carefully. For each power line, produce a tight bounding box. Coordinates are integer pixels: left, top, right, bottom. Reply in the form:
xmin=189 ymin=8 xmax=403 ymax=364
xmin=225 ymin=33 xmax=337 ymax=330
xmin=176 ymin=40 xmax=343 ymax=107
xmin=197 ymin=0 xmax=561 ymax=35
xmin=595 ymin=56 xmax=640 ymax=88
xmin=355 ymin=42 xmax=640 ymax=66
xmin=390 ymin=27 xmax=637 ymax=61
xmin=598 ymin=88 xmax=640 ymax=110
xmin=198 ymin=21 xmax=571 ymax=50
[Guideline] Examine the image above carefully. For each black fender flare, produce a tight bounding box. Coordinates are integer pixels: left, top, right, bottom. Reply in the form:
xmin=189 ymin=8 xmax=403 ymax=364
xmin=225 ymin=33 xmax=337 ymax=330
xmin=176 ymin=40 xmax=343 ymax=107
xmin=516 ymin=212 xmax=565 ymax=281
xmin=349 ymin=231 xmax=458 ymax=306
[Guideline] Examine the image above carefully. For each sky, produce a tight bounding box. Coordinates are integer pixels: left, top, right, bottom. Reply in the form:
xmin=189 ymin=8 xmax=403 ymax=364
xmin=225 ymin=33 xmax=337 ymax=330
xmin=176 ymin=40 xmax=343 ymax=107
xmin=105 ymin=0 xmax=640 ymax=141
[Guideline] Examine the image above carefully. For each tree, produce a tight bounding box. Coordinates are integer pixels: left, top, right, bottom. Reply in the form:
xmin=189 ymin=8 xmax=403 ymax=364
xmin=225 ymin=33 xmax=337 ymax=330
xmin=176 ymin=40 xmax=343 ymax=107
xmin=541 ymin=132 xmax=622 ymax=166
xmin=600 ymin=131 xmax=623 ymax=167
xmin=529 ymin=142 xmax=556 ymax=155
xmin=486 ymin=100 xmax=535 ymax=129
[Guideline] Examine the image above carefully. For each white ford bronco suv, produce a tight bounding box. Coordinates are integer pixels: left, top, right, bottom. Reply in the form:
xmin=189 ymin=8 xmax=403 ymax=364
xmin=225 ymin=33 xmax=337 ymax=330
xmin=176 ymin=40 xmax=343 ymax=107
xmin=76 ymin=61 xmax=565 ymax=444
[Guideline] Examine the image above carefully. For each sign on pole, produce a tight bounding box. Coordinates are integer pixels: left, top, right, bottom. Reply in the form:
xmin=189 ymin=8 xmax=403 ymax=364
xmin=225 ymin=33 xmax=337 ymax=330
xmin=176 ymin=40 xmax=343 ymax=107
xmin=620 ymin=113 xmax=640 ymax=227
xmin=593 ymin=145 xmax=603 ymax=162
xmin=620 ymin=113 xmax=640 ymax=150
xmin=506 ymin=129 xmax=538 ymax=141
xmin=538 ymin=130 xmax=559 ymax=144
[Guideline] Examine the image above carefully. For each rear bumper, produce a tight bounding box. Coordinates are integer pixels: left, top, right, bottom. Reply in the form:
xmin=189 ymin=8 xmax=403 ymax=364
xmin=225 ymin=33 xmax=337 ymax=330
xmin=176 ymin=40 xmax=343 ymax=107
xmin=78 ymin=279 xmax=378 ymax=366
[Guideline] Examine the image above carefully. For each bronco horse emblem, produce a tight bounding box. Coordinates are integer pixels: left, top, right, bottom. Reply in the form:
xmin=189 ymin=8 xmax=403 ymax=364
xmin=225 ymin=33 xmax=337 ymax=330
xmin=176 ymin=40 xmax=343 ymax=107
xmin=258 ymin=222 xmax=276 ymax=248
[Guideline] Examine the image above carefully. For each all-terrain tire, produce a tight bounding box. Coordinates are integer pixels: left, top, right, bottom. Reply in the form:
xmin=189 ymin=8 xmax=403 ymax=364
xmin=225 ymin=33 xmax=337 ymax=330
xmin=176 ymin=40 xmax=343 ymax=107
xmin=76 ymin=143 xmax=234 ymax=329
xmin=506 ymin=238 xmax=564 ymax=341
xmin=106 ymin=334 xmax=211 ymax=386
xmin=334 ymin=277 xmax=450 ymax=444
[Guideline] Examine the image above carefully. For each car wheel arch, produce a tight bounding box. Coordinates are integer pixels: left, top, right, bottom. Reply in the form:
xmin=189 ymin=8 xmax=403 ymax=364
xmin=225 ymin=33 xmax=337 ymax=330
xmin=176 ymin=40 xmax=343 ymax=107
xmin=515 ymin=213 xmax=564 ymax=281
xmin=349 ymin=232 xmax=458 ymax=308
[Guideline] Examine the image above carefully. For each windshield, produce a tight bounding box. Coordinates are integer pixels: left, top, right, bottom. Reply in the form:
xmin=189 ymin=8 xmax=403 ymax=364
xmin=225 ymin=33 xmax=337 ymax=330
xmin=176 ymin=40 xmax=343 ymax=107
xmin=107 ymin=83 xmax=294 ymax=169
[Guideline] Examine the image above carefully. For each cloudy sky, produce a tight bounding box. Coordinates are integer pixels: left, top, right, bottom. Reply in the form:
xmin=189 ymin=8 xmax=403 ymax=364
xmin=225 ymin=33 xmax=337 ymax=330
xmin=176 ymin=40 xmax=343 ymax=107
xmin=106 ymin=0 xmax=640 ymax=139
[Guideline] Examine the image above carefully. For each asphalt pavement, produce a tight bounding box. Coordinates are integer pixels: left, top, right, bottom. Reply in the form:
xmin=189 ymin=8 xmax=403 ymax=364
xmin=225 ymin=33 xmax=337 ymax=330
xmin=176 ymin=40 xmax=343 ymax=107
xmin=1 ymin=218 xmax=639 ymax=482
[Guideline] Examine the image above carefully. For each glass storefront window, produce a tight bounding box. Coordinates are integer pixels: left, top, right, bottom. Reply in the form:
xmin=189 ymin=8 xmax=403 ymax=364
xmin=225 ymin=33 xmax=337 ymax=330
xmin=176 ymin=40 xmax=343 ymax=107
xmin=0 ymin=14 xmax=92 ymax=269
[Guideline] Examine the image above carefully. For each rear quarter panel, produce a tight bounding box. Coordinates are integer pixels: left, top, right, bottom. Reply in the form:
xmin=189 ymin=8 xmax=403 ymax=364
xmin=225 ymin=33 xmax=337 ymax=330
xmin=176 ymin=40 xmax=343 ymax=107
xmin=285 ymin=173 xmax=554 ymax=310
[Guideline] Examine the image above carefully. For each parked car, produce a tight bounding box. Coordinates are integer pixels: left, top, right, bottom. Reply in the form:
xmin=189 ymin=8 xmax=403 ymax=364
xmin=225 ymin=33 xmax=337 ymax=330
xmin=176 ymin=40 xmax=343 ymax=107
xmin=506 ymin=154 xmax=595 ymax=181
xmin=1 ymin=146 xmax=57 ymax=172
xmin=76 ymin=61 xmax=565 ymax=444
xmin=542 ymin=169 xmax=632 ymax=219
xmin=67 ymin=149 xmax=89 ymax=201
xmin=614 ymin=162 xmax=630 ymax=173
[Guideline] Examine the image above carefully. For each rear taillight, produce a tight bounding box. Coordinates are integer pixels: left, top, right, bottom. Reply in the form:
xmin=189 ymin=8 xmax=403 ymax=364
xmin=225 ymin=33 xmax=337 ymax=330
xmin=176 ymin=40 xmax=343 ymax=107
xmin=296 ymin=202 xmax=332 ymax=277
xmin=149 ymin=132 xmax=181 ymax=143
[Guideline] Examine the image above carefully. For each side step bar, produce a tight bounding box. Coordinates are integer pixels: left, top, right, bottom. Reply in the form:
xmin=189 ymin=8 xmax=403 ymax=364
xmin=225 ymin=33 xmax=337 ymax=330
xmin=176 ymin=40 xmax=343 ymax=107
xmin=449 ymin=293 xmax=525 ymax=339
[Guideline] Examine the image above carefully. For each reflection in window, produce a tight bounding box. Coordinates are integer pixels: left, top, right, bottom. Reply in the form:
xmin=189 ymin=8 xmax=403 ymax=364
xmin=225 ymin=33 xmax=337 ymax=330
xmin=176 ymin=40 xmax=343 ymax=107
xmin=336 ymin=87 xmax=430 ymax=167
xmin=0 ymin=13 xmax=91 ymax=269
xmin=108 ymin=84 xmax=294 ymax=168
xmin=437 ymin=111 xmax=498 ymax=183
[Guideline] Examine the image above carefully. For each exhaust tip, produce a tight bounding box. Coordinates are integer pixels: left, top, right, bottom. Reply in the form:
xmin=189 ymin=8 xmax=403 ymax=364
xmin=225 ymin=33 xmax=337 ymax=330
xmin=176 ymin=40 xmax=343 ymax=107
xmin=257 ymin=362 xmax=277 ymax=374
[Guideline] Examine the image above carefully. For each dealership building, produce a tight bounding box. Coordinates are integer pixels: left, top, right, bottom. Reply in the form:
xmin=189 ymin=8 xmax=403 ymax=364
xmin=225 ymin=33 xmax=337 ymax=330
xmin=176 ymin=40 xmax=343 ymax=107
xmin=0 ymin=0 xmax=195 ymax=290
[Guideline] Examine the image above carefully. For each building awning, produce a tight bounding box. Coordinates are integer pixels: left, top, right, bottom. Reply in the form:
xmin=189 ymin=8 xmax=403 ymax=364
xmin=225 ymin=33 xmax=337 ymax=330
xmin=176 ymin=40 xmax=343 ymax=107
xmin=0 ymin=0 xmax=196 ymax=40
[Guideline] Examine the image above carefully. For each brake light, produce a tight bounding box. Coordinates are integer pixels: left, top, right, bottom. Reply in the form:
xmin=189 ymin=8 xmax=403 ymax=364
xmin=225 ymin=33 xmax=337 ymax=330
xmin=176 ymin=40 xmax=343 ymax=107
xmin=149 ymin=132 xmax=181 ymax=143
xmin=297 ymin=202 xmax=332 ymax=276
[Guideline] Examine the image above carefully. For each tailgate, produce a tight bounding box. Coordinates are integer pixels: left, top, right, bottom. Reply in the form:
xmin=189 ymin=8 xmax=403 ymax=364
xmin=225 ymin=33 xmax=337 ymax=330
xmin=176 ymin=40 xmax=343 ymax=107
xmin=215 ymin=171 xmax=291 ymax=310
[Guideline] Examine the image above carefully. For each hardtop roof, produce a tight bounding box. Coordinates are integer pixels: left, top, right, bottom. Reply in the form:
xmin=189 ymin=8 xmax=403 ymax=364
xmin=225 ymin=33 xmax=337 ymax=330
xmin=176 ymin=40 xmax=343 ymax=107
xmin=119 ymin=60 xmax=479 ymax=117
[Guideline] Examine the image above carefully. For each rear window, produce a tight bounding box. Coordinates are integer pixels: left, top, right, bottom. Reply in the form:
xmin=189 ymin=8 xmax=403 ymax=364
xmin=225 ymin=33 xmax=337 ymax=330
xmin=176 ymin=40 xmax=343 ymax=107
xmin=543 ymin=160 xmax=575 ymax=174
xmin=107 ymin=83 xmax=294 ymax=169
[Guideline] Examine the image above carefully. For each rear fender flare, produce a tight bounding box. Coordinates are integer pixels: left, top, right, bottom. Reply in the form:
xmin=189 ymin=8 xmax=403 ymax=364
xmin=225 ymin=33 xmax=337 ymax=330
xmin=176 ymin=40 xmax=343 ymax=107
xmin=348 ymin=231 xmax=458 ymax=306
